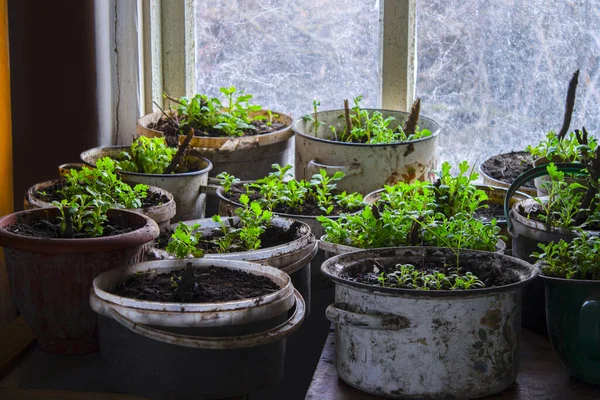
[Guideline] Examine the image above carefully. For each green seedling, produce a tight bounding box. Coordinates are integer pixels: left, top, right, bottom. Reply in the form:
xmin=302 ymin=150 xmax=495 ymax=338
xmin=166 ymin=222 xmax=205 ymax=258
xmin=116 ymin=136 xmax=177 ymax=174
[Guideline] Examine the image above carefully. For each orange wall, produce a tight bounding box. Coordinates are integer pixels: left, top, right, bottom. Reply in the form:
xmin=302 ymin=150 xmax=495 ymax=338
xmin=0 ymin=0 xmax=15 ymax=326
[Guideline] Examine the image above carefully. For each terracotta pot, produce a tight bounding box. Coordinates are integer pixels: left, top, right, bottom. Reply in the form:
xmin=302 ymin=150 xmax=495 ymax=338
xmin=0 ymin=208 xmax=159 ymax=354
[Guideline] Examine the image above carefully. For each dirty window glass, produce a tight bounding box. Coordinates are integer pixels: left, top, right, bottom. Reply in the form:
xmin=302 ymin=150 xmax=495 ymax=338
xmin=417 ymin=1 xmax=600 ymax=168
xmin=194 ymin=0 xmax=381 ymax=119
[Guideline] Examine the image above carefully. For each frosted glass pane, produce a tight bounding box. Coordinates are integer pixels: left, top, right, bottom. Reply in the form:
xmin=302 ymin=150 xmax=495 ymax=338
xmin=417 ymin=1 xmax=600 ymax=168
xmin=195 ymin=0 xmax=381 ymax=119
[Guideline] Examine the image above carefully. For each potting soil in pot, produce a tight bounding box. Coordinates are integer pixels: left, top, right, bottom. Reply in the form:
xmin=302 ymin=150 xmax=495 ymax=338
xmin=151 ymin=115 xmax=286 ymax=138
xmin=473 ymin=203 xmax=505 ymax=223
xmin=6 ymin=217 xmax=136 ymax=238
xmin=113 ymin=264 xmax=279 ymax=302
xmin=342 ymin=253 xmax=521 ymax=289
xmin=155 ymin=220 xmax=304 ymax=253
xmin=35 ymin=180 xmax=170 ymax=208
xmin=481 ymin=151 xmax=535 ymax=189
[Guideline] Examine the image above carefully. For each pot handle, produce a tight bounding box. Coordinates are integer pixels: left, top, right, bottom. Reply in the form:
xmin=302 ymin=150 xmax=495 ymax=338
xmin=326 ymin=303 xmax=410 ymax=331
xmin=504 ymin=162 xmax=586 ymax=232
xmin=306 ymin=160 xmax=362 ymax=177
xmin=198 ymin=183 xmax=220 ymax=194
xmin=579 ymin=300 xmax=600 ymax=360
xmin=107 ymin=289 xmax=305 ymax=350
xmin=280 ymin=240 xmax=318 ymax=275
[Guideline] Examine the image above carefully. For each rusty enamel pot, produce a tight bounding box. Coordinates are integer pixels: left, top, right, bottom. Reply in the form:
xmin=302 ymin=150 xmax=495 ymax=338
xmin=293 ymin=109 xmax=440 ymax=194
xmin=90 ymin=258 xmax=305 ymax=399
xmin=0 ymin=208 xmax=159 ymax=354
xmin=80 ymin=145 xmax=212 ymax=222
xmin=322 ymin=247 xmax=536 ymax=399
xmin=24 ymin=179 xmax=176 ymax=230
xmin=137 ymin=110 xmax=293 ymax=180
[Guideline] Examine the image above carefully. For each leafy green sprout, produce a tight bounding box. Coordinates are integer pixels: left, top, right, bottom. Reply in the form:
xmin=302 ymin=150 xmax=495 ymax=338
xmin=165 ymin=222 xmax=205 ymax=259
xmin=216 ymin=172 xmax=240 ymax=194
xmin=168 ymin=87 xmax=266 ymax=138
xmin=375 ymin=263 xmax=485 ymax=290
xmin=526 ymin=130 xmax=598 ymax=162
xmin=532 ymin=231 xmax=600 ymax=281
xmin=115 ymin=136 xmax=177 ymax=174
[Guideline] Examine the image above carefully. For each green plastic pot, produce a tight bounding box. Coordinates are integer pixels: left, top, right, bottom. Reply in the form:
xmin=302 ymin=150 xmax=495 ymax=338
xmin=541 ymin=274 xmax=600 ymax=384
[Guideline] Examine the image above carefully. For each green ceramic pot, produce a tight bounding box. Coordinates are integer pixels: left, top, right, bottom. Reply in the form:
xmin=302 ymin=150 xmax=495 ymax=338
xmin=541 ymin=274 xmax=600 ymax=384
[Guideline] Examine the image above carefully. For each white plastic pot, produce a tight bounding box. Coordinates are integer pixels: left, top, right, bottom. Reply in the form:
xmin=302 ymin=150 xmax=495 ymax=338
xmin=293 ymin=109 xmax=440 ymax=194
xmin=90 ymin=258 xmax=305 ymax=399
xmin=80 ymin=146 xmax=212 ymax=222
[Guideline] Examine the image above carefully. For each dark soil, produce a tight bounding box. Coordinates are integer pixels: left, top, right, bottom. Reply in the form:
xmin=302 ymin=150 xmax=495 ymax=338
xmin=342 ymin=252 xmax=520 ymax=289
xmin=6 ymin=217 xmax=135 ymax=239
xmin=35 ymin=180 xmax=169 ymax=208
xmin=474 ymin=203 xmax=505 ymax=223
xmin=156 ymin=221 xmax=304 ymax=253
xmin=480 ymin=151 xmax=535 ymax=189
xmin=113 ymin=263 xmax=280 ymax=303
xmin=224 ymin=184 xmax=353 ymax=217
xmin=150 ymin=114 xmax=286 ymax=140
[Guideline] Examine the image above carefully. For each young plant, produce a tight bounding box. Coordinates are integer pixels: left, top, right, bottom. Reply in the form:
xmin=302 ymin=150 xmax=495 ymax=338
xmin=51 ymin=194 xmax=110 ymax=238
xmin=115 ymin=136 xmax=177 ymax=174
xmin=165 ymin=222 xmax=205 ymax=258
xmin=526 ymin=130 xmax=597 ymax=162
xmin=234 ymin=194 xmax=273 ymax=250
xmin=52 ymin=157 xmax=149 ymax=210
xmin=532 ymin=231 xmax=600 ymax=280
xmin=374 ymin=263 xmax=485 ymax=290
xmin=310 ymin=169 xmax=345 ymax=214
xmin=216 ymin=172 xmax=240 ymax=194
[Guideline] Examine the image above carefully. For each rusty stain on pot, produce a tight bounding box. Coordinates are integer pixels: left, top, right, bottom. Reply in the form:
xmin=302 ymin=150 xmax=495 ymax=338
xmin=403 ymin=143 xmax=415 ymax=157
xmin=480 ymin=308 xmax=502 ymax=330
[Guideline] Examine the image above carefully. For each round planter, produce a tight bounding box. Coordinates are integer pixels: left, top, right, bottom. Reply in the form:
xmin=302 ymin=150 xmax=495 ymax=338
xmin=216 ymin=185 xmax=350 ymax=289
xmin=0 ymin=208 xmax=159 ymax=354
xmin=80 ymin=145 xmax=212 ymax=222
xmin=321 ymin=246 xmax=536 ymax=399
xmin=540 ymin=274 xmax=600 ymax=385
xmin=479 ymin=151 xmax=537 ymax=197
xmin=146 ymin=216 xmax=317 ymax=315
xmin=24 ymin=179 xmax=176 ymax=231
xmin=90 ymin=258 xmax=305 ymax=399
xmin=137 ymin=110 xmax=293 ymax=180
xmin=293 ymin=108 xmax=440 ymax=194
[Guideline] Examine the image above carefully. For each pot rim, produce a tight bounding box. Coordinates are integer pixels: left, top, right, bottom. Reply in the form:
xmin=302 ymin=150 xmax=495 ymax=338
xmin=26 ymin=178 xmax=176 ymax=216
xmin=92 ymin=258 xmax=293 ymax=312
xmin=0 ymin=208 xmax=159 ymax=253
xmin=80 ymin=145 xmax=213 ymax=178
xmin=292 ymin=108 xmax=440 ymax=147
xmin=151 ymin=216 xmax=314 ymax=259
xmin=320 ymin=246 xmax=537 ymax=297
xmin=138 ymin=109 xmax=294 ymax=142
xmin=319 ymin=235 xmax=507 ymax=255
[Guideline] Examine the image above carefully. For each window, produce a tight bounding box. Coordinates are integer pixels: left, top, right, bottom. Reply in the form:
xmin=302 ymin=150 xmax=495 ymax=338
xmin=194 ymin=0 xmax=381 ymax=118
xmin=417 ymin=1 xmax=600 ymax=167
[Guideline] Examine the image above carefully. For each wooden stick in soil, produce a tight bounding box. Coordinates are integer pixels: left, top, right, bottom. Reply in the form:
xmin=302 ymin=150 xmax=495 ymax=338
xmin=163 ymin=128 xmax=195 ymax=174
xmin=403 ymin=98 xmax=421 ymax=136
xmin=343 ymin=99 xmax=352 ymax=140
xmin=557 ymin=70 xmax=579 ymax=140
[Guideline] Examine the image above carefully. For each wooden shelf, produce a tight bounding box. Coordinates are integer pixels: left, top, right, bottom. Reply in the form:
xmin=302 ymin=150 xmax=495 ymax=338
xmin=306 ymin=327 xmax=600 ymax=399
